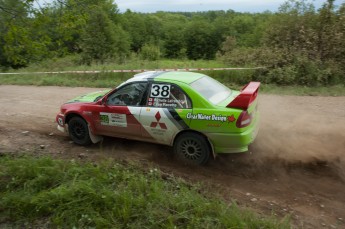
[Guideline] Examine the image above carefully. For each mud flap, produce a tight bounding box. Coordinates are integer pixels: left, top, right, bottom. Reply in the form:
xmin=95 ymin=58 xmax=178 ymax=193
xmin=88 ymin=125 xmax=103 ymax=143
xmin=207 ymin=137 xmax=216 ymax=159
xmin=57 ymin=125 xmax=66 ymax=133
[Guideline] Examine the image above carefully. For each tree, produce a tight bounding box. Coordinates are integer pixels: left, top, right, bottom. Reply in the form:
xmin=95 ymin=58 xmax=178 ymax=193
xmin=121 ymin=11 xmax=163 ymax=53
xmin=160 ymin=13 xmax=188 ymax=58
xmin=121 ymin=11 xmax=147 ymax=52
xmin=184 ymin=19 xmax=219 ymax=59
xmin=80 ymin=6 xmax=130 ymax=64
xmin=0 ymin=0 xmax=49 ymax=68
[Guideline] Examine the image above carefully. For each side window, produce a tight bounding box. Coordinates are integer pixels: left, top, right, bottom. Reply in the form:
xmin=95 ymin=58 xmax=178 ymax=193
xmin=147 ymin=83 xmax=191 ymax=109
xmin=107 ymin=82 xmax=147 ymax=106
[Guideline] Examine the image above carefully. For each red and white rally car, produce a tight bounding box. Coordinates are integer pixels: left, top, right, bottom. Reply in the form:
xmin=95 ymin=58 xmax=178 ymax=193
xmin=56 ymin=71 xmax=260 ymax=164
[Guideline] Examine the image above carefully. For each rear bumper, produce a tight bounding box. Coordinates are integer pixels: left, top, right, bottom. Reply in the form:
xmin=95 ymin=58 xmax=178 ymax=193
xmin=207 ymin=113 xmax=260 ymax=154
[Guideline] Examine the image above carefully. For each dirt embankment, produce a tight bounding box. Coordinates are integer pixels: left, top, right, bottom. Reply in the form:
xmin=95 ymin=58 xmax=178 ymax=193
xmin=1 ymin=85 xmax=345 ymax=228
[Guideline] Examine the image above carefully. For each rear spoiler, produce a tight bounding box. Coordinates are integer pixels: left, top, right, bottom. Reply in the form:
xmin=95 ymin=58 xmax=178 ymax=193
xmin=227 ymin=82 xmax=260 ymax=110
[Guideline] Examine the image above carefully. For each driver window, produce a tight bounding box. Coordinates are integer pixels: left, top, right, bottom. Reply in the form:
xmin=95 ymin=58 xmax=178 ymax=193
xmin=107 ymin=82 xmax=147 ymax=106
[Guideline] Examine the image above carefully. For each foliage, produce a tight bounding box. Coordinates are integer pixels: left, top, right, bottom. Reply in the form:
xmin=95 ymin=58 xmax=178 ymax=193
xmin=80 ymin=7 xmax=129 ymax=65
xmin=160 ymin=13 xmax=188 ymax=59
xmin=139 ymin=44 xmax=161 ymax=61
xmin=1 ymin=56 xmax=344 ymax=96
xmin=0 ymin=0 xmax=41 ymax=68
xmin=0 ymin=156 xmax=290 ymax=228
xmin=218 ymin=0 xmax=345 ymax=86
xmin=10 ymin=56 xmax=225 ymax=72
xmin=184 ymin=19 xmax=220 ymax=59
xmin=0 ymin=0 xmax=345 ymax=86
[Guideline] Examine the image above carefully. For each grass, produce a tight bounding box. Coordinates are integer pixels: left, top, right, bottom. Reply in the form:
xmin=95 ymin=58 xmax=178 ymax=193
xmin=257 ymin=84 xmax=345 ymax=96
xmin=6 ymin=56 xmax=227 ymax=73
xmin=1 ymin=71 xmax=344 ymax=96
xmin=1 ymin=56 xmax=344 ymax=96
xmin=0 ymin=155 xmax=290 ymax=228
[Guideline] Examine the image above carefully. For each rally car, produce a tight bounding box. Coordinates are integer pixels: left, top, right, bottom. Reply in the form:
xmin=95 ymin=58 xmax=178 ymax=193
xmin=56 ymin=71 xmax=260 ymax=165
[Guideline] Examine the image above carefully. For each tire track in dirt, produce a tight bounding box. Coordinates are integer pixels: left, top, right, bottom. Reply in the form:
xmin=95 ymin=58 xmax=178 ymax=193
xmin=1 ymin=85 xmax=345 ymax=228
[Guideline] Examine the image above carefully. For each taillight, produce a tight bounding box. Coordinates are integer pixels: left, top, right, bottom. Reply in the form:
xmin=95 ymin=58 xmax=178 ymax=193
xmin=236 ymin=110 xmax=252 ymax=128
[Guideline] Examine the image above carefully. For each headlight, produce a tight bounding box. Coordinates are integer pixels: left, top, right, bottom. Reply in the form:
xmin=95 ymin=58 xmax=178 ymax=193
xmin=57 ymin=117 xmax=64 ymax=126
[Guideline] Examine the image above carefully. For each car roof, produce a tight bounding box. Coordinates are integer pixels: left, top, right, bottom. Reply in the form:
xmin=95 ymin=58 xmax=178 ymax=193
xmin=125 ymin=71 xmax=204 ymax=84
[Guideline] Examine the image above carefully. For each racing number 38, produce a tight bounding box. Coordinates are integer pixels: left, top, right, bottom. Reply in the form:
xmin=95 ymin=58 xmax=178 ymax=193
xmin=150 ymin=84 xmax=171 ymax=98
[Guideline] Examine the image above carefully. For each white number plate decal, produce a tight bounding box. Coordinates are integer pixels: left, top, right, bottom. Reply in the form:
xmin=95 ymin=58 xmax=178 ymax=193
xmin=150 ymin=84 xmax=171 ymax=98
xmin=100 ymin=112 xmax=127 ymax=127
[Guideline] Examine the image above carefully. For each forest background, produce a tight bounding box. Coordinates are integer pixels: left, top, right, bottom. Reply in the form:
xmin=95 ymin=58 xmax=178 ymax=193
xmin=0 ymin=0 xmax=344 ymax=87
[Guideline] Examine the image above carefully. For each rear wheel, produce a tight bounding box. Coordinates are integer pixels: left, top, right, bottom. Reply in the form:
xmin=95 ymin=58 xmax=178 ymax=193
xmin=68 ymin=117 xmax=92 ymax=145
xmin=174 ymin=132 xmax=210 ymax=165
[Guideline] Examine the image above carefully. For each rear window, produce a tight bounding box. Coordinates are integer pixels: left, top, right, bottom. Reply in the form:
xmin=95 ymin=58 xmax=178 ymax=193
xmin=190 ymin=75 xmax=231 ymax=104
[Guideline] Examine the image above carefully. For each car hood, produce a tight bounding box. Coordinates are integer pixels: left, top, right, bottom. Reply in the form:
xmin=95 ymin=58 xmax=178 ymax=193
xmin=66 ymin=89 xmax=111 ymax=104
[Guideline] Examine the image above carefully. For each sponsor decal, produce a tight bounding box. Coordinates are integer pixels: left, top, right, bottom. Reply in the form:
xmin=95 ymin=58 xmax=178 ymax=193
xmin=100 ymin=114 xmax=109 ymax=124
xmin=207 ymin=123 xmax=221 ymax=127
xmin=140 ymin=108 xmax=184 ymax=144
xmin=148 ymin=97 xmax=154 ymax=106
xmin=187 ymin=113 xmax=236 ymax=123
xmin=227 ymin=114 xmax=236 ymax=123
xmin=187 ymin=113 xmax=227 ymax=122
xmin=150 ymin=111 xmax=167 ymax=129
xmin=100 ymin=112 xmax=127 ymax=127
xmin=148 ymin=97 xmax=185 ymax=108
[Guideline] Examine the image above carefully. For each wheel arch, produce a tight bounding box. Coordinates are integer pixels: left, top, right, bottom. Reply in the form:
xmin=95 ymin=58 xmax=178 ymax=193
xmin=65 ymin=112 xmax=95 ymax=132
xmin=65 ymin=112 xmax=102 ymax=144
xmin=173 ymin=129 xmax=216 ymax=158
xmin=65 ymin=112 xmax=85 ymax=124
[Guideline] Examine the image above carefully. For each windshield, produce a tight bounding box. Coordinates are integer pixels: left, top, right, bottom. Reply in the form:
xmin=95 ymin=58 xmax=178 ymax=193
xmin=190 ymin=75 xmax=231 ymax=104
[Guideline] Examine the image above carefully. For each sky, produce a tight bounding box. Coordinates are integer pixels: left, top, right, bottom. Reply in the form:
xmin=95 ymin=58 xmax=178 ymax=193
xmin=35 ymin=0 xmax=344 ymax=13
xmin=114 ymin=0 xmax=344 ymax=13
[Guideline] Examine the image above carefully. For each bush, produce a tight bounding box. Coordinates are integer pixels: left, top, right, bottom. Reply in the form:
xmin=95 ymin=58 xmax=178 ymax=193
xmin=218 ymin=46 xmax=345 ymax=86
xmin=266 ymin=65 xmax=298 ymax=85
xmin=140 ymin=44 xmax=161 ymax=61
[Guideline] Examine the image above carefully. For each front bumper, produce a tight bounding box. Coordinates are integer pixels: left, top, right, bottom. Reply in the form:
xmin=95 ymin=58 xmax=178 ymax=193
xmin=56 ymin=112 xmax=102 ymax=144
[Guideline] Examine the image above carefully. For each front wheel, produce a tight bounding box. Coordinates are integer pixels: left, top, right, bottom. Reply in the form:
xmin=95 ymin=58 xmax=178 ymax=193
xmin=68 ymin=116 xmax=92 ymax=145
xmin=173 ymin=132 xmax=211 ymax=165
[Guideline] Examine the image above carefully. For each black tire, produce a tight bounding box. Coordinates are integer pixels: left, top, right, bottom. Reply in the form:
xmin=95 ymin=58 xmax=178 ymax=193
xmin=68 ymin=116 xmax=92 ymax=145
xmin=173 ymin=132 xmax=211 ymax=165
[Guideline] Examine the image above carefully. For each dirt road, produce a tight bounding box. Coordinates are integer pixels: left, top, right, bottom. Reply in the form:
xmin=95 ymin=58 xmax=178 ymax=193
xmin=1 ymin=85 xmax=345 ymax=228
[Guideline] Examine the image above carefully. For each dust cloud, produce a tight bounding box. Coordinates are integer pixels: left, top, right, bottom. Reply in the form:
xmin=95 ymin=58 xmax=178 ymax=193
xmin=249 ymin=94 xmax=345 ymax=180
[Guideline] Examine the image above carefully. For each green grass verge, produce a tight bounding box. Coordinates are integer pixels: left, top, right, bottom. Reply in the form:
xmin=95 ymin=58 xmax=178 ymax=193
xmin=2 ymin=56 xmax=343 ymax=96
xmin=254 ymin=84 xmax=345 ymax=96
xmin=0 ymin=156 xmax=289 ymax=228
xmin=7 ymin=57 xmax=227 ymax=73
xmin=0 ymin=71 xmax=344 ymax=96
xmin=0 ymin=73 xmax=129 ymax=88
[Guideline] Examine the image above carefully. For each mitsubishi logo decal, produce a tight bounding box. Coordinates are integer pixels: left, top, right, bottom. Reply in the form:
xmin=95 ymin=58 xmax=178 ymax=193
xmin=150 ymin=111 xmax=167 ymax=129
